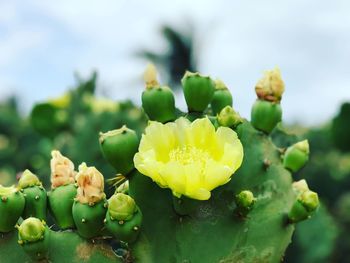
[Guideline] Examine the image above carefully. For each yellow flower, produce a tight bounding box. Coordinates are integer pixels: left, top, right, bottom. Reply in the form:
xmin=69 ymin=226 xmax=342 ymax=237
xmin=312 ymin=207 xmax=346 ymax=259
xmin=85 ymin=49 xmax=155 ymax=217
xmin=134 ymin=117 xmax=244 ymax=200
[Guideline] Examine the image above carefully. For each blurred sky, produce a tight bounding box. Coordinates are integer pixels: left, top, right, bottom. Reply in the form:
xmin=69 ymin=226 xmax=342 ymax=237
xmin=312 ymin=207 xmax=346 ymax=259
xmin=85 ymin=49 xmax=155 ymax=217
xmin=0 ymin=0 xmax=350 ymax=125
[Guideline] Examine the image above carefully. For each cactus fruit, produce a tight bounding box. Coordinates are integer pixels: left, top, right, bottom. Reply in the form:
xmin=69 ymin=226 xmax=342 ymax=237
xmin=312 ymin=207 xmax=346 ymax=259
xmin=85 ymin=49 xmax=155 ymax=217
xmin=105 ymin=193 xmax=142 ymax=243
xmin=210 ymin=79 xmax=233 ymax=115
xmin=18 ymin=169 xmax=47 ymax=221
xmin=17 ymin=217 xmax=50 ymax=261
xmin=99 ymin=125 xmax=139 ymax=175
xmin=182 ymin=71 xmax=215 ymax=112
xmin=288 ymin=180 xmax=319 ymax=223
xmin=251 ymin=67 xmax=285 ymax=133
xmin=72 ymin=163 xmax=107 ymax=239
xmin=141 ymin=64 xmax=176 ymax=123
xmin=0 ymin=185 xmax=25 ymax=233
xmin=47 ymin=150 xmax=77 ymax=229
xmin=283 ymin=140 xmax=310 ymax=172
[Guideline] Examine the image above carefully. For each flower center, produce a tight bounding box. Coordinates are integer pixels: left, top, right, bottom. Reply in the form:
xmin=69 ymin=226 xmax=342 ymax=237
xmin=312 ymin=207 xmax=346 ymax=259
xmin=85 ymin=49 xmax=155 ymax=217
xmin=169 ymin=146 xmax=210 ymax=165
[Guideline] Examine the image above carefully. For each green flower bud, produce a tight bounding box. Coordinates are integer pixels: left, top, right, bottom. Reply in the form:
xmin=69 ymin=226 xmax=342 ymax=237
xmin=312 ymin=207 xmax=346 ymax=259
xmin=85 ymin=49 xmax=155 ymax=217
xmin=182 ymin=71 xmax=215 ymax=112
xmin=288 ymin=189 xmax=319 ymax=223
xmin=210 ymin=80 xmax=233 ymax=115
xmin=108 ymin=193 xmax=137 ymax=221
xmin=18 ymin=218 xmax=46 ymax=243
xmin=283 ymin=140 xmax=309 ymax=173
xmin=250 ymin=100 xmax=282 ymax=133
xmin=18 ymin=218 xmax=50 ymax=261
xmin=234 ymin=190 xmax=256 ymax=217
xmin=142 ymin=64 xmax=176 ymax=123
xmin=300 ymin=191 xmax=319 ymax=212
xmin=100 ymin=126 xmax=139 ymax=175
xmin=217 ymin=106 xmax=243 ymax=128
xmin=18 ymin=170 xmax=41 ymax=189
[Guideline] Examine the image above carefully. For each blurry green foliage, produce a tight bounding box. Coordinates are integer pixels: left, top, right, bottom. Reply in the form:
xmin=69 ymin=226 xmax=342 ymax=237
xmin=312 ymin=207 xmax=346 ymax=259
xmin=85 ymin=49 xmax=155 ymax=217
xmin=1 ymin=72 xmax=147 ymax=196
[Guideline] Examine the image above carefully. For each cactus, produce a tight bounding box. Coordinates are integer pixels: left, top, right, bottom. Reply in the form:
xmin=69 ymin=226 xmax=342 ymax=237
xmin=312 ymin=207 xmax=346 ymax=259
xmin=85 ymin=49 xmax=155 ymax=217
xmin=0 ymin=66 xmax=319 ymax=263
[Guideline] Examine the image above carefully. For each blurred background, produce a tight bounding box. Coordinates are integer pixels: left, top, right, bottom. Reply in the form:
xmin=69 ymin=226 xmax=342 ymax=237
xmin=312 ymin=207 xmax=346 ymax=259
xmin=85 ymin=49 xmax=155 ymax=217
xmin=1 ymin=0 xmax=350 ymax=262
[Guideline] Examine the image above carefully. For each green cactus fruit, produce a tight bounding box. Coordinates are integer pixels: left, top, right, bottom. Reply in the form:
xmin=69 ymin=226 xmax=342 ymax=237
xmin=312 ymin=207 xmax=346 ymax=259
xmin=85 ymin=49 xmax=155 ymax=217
xmin=141 ymin=63 xmax=176 ymax=123
xmin=210 ymin=79 xmax=233 ymax=115
xmin=234 ymin=190 xmax=256 ymax=217
xmin=182 ymin=71 xmax=215 ymax=112
xmin=99 ymin=126 xmax=139 ymax=175
xmin=72 ymin=200 xmax=107 ymax=239
xmin=17 ymin=217 xmax=50 ymax=261
xmin=72 ymin=163 xmax=107 ymax=239
xmin=217 ymin=105 xmax=243 ymax=128
xmin=0 ymin=185 xmax=25 ymax=233
xmin=48 ymin=184 xmax=77 ymax=229
xmin=105 ymin=193 xmax=142 ymax=243
xmin=283 ymin=140 xmax=309 ymax=172
xmin=288 ymin=180 xmax=319 ymax=223
xmin=251 ymin=100 xmax=282 ymax=133
xmin=18 ymin=170 xmax=47 ymax=221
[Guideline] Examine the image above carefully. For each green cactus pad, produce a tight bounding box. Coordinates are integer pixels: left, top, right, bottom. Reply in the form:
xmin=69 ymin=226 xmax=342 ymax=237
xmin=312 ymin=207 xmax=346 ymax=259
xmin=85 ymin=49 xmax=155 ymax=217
xmin=251 ymin=100 xmax=282 ymax=133
xmin=48 ymin=184 xmax=77 ymax=229
xmin=99 ymin=126 xmax=139 ymax=175
xmin=142 ymin=86 xmax=176 ymax=123
xmin=22 ymin=185 xmax=47 ymax=221
xmin=182 ymin=71 xmax=215 ymax=112
xmin=72 ymin=200 xmax=107 ymax=239
xmin=0 ymin=186 xmax=25 ymax=233
xmin=0 ymin=230 xmax=123 ymax=263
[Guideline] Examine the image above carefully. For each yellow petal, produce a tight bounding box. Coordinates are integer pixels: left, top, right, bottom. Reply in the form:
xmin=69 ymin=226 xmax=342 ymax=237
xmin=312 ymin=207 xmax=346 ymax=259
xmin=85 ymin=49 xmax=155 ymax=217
xmin=159 ymin=162 xmax=187 ymax=196
xmin=203 ymin=160 xmax=233 ymax=190
xmin=188 ymin=118 xmax=217 ymax=150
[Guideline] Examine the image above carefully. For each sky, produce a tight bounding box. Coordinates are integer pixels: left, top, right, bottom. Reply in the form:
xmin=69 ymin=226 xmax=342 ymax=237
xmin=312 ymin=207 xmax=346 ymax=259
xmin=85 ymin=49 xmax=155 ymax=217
xmin=0 ymin=0 xmax=350 ymax=125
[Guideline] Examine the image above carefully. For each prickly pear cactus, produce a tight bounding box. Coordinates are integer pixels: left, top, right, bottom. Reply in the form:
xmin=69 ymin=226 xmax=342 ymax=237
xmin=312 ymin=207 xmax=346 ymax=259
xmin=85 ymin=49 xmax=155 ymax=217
xmin=0 ymin=66 xmax=319 ymax=263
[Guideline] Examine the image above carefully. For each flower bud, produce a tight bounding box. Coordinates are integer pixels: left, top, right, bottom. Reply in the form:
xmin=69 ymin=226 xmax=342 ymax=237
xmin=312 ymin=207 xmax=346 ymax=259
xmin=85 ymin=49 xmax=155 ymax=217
xmin=255 ymin=67 xmax=285 ymax=103
xmin=99 ymin=125 xmax=139 ymax=175
xmin=300 ymin=190 xmax=319 ymax=212
xmin=18 ymin=218 xmax=49 ymax=261
xmin=234 ymin=190 xmax=256 ymax=217
xmin=50 ymin=150 xmax=76 ymax=189
xmin=18 ymin=218 xmax=46 ymax=243
xmin=108 ymin=193 xmax=137 ymax=221
xmin=18 ymin=170 xmax=41 ymax=189
xmin=142 ymin=64 xmax=176 ymax=123
xmin=217 ymin=106 xmax=243 ymax=128
xmin=283 ymin=140 xmax=309 ymax=173
xmin=210 ymin=79 xmax=233 ymax=115
xmin=182 ymin=71 xmax=215 ymax=112
xmin=75 ymin=163 xmax=105 ymax=204
xmin=288 ymin=186 xmax=319 ymax=223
